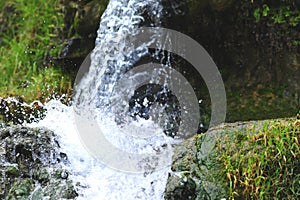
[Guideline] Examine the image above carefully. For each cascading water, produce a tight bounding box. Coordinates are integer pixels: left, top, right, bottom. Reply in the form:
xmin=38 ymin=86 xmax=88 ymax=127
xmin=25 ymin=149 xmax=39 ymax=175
xmin=29 ymin=0 xmax=186 ymax=199
xmin=30 ymin=100 xmax=171 ymax=199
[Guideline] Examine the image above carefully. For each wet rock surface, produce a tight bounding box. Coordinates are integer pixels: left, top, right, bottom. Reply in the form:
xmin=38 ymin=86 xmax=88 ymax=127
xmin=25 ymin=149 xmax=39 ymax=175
xmin=0 ymin=126 xmax=77 ymax=199
xmin=0 ymin=97 xmax=45 ymax=125
xmin=164 ymin=122 xmax=255 ymax=200
xmin=55 ymin=0 xmax=109 ymax=74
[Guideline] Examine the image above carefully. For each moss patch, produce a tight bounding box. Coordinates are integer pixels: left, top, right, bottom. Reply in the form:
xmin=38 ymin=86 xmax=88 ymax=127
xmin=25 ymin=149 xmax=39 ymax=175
xmin=221 ymin=118 xmax=300 ymax=199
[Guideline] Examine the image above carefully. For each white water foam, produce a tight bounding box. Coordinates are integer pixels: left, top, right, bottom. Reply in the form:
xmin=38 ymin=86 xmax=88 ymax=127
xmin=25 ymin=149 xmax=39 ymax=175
xmin=29 ymin=100 xmax=171 ymax=200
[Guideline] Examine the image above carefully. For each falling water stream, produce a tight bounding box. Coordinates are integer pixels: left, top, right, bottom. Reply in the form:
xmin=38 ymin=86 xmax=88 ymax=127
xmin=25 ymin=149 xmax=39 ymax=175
xmin=29 ymin=0 xmax=181 ymax=199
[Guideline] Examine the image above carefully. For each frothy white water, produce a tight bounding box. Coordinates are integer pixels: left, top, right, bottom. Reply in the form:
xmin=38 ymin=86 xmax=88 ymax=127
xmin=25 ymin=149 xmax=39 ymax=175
xmin=29 ymin=100 xmax=171 ymax=200
xmin=29 ymin=0 xmax=176 ymax=198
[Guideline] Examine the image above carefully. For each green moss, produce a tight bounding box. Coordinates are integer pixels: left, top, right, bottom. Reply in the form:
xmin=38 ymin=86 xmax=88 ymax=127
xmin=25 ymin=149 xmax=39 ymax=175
xmin=5 ymin=166 xmax=20 ymax=177
xmin=0 ymin=0 xmax=72 ymax=103
xmin=221 ymin=118 xmax=300 ymax=199
xmin=7 ymin=178 xmax=33 ymax=200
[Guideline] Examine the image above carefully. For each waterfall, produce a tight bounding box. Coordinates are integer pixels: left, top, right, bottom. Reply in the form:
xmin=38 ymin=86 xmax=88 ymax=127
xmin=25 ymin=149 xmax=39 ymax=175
xmin=26 ymin=0 xmax=229 ymax=197
xmin=30 ymin=0 xmax=182 ymax=199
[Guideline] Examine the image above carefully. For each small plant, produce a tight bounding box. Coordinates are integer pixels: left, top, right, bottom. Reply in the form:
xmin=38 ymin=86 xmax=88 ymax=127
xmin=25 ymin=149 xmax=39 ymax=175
xmin=254 ymin=4 xmax=270 ymax=22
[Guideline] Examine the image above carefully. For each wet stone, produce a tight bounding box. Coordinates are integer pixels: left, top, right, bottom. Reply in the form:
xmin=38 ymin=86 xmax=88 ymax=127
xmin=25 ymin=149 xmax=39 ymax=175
xmin=0 ymin=126 xmax=78 ymax=199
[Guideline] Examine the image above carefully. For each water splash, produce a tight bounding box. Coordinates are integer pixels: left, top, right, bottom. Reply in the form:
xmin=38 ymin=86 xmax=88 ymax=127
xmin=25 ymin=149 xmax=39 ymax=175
xmin=29 ymin=0 xmax=175 ymax=199
xmin=30 ymin=100 xmax=170 ymax=199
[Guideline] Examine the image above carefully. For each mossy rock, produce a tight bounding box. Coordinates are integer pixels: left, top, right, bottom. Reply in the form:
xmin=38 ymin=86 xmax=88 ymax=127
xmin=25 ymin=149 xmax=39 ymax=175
xmin=165 ymin=124 xmax=236 ymax=200
xmin=74 ymin=0 xmax=109 ymax=36
xmin=6 ymin=178 xmax=33 ymax=200
xmin=165 ymin=118 xmax=300 ymax=199
xmin=0 ymin=97 xmax=45 ymax=125
xmin=0 ymin=126 xmax=78 ymax=199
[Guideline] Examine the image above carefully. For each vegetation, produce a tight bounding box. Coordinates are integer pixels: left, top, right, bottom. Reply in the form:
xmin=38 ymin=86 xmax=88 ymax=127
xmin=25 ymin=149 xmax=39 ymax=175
xmin=0 ymin=0 xmax=72 ymax=103
xmin=240 ymin=0 xmax=300 ymax=49
xmin=0 ymin=0 xmax=299 ymax=199
xmin=226 ymin=84 xmax=299 ymax=122
xmin=253 ymin=1 xmax=300 ymax=26
xmin=221 ymin=118 xmax=300 ymax=199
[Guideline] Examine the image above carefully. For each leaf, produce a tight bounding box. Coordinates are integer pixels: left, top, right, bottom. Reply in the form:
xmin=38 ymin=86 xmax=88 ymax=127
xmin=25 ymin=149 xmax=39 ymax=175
xmin=254 ymin=8 xmax=261 ymax=22
xmin=262 ymin=4 xmax=270 ymax=17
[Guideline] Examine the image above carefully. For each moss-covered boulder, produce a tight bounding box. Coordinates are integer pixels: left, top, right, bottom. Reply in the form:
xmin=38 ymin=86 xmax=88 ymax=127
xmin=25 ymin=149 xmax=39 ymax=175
xmin=165 ymin=118 xmax=300 ymax=199
xmin=0 ymin=126 xmax=78 ymax=199
xmin=165 ymin=124 xmax=238 ymax=200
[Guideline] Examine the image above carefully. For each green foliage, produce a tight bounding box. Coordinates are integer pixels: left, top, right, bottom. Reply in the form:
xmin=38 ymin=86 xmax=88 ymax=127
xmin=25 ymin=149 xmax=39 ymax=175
xmin=0 ymin=0 xmax=72 ymax=102
xmin=222 ymin=119 xmax=300 ymax=199
xmin=250 ymin=0 xmax=300 ymax=26
xmin=254 ymin=4 xmax=270 ymax=22
xmin=238 ymin=0 xmax=300 ymax=50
